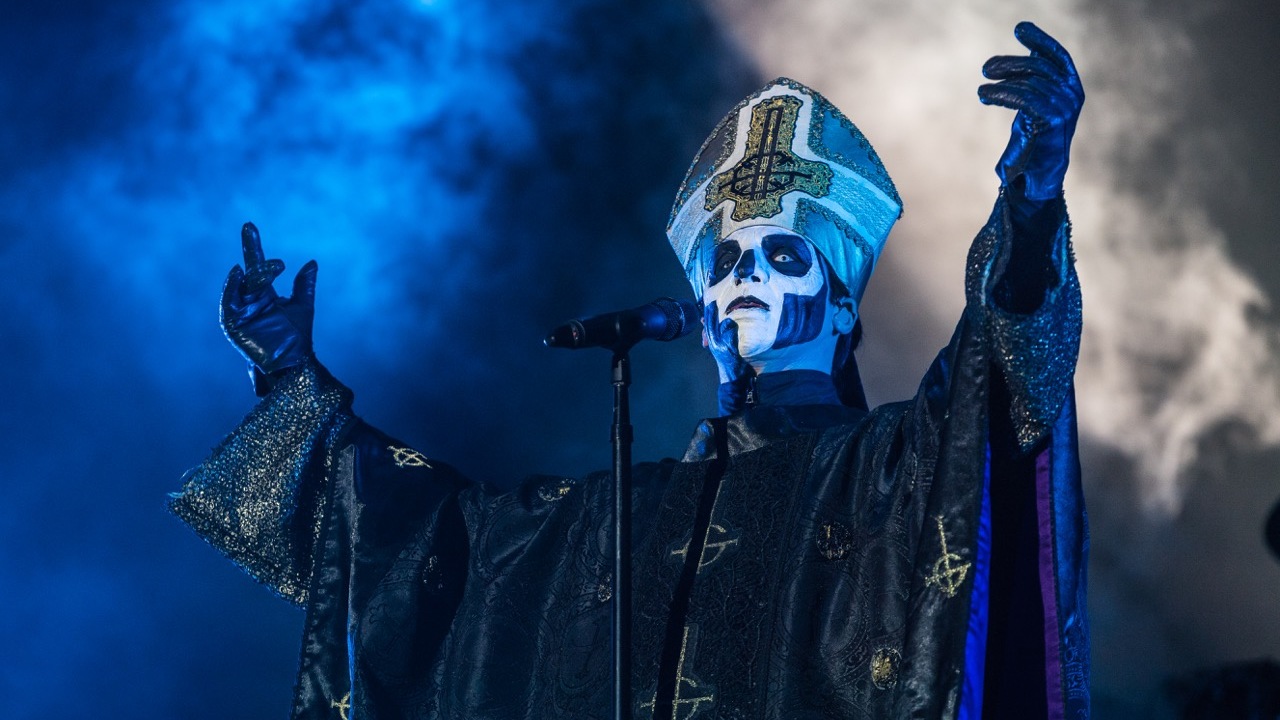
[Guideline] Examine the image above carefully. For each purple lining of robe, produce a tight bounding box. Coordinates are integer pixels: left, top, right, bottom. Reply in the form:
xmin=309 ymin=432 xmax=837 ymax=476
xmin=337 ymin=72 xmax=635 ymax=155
xmin=1036 ymin=443 xmax=1065 ymax=720
xmin=958 ymin=445 xmax=994 ymax=720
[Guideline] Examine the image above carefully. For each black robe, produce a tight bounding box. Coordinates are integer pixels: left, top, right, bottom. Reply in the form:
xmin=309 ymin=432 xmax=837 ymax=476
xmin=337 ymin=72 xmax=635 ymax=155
xmin=172 ymin=194 xmax=1088 ymax=719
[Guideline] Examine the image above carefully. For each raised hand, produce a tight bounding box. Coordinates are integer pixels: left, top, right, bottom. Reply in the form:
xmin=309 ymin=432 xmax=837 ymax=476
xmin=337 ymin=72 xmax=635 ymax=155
xmin=979 ymin=22 xmax=1084 ymax=201
xmin=219 ymin=222 xmax=317 ymax=387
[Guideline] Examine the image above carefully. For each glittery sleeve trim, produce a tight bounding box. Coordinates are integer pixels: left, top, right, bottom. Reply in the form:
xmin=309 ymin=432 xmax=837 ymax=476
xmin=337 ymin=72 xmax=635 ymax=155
xmin=966 ymin=192 xmax=1082 ymax=450
xmin=169 ymin=358 xmax=354 ymax=605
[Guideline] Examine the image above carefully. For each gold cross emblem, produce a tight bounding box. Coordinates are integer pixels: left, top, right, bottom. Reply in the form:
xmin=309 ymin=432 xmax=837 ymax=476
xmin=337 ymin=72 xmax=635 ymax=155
xmin=639 ymin=626 xmax=716 ymax=720
xmin=388 ymin=445 xmax=432 ymax=469
xmin=671 ymin=524 xmax=739 ymax=569
xmin=330 ymin=691 xmax=351 ymax=720
xmin=705 ymin=95 xmax=832 ymax=221
xmin=924 ymin=515 xmax=971 ymax=598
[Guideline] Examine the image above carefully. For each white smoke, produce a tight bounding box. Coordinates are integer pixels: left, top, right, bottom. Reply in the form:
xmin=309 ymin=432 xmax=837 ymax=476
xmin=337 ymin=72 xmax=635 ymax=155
xmin=703 ymin=0 xmax=1280 ymax=516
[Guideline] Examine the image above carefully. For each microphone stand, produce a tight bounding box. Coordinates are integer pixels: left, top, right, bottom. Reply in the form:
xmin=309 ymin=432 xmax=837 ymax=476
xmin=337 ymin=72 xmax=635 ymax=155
xmin=545 ymin=297 xmax=698 ymax=720
xmin=611 ymin=350 xmax=633 ymax=720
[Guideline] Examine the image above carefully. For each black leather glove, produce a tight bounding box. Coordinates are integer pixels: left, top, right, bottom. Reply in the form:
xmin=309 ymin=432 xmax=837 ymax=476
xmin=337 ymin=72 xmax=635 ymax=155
xmin=219 ymin=222 xmax=317 ymax=393
xmin=979 ymin=21 xmax=1084 ymax=202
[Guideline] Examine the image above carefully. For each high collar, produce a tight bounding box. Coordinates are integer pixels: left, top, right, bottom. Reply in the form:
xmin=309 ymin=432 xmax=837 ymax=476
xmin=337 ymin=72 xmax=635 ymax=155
xmin=717 ymin=369 xmax=842 ymax=415
xmin=683 ymin=401 xmax=865 ymax=462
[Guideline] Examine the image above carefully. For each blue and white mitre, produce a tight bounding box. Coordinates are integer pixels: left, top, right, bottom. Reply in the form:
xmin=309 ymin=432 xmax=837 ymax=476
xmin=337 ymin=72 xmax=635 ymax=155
xmin=667 ymin=78 xmax=903 ymax=302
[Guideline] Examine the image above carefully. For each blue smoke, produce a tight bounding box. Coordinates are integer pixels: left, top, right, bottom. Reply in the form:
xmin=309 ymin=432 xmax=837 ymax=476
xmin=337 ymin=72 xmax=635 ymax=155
xmin=0 ymin=0 xmax=757 ymax=716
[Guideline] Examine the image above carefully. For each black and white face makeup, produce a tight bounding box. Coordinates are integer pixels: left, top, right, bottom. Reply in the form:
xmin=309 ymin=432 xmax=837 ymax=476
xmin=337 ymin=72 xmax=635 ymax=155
xmin=701 ymin=226 xmax=854 ymax=382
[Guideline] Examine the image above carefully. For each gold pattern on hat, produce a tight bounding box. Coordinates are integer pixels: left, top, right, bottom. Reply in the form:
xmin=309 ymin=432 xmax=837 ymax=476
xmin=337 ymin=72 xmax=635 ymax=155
xmin=704 ymin=96 xmax=832 ymax=222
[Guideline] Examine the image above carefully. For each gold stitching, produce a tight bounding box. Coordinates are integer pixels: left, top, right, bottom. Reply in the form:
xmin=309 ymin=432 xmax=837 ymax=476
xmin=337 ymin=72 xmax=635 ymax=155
xmin=923 ymin=515 xmax=971 ymax=598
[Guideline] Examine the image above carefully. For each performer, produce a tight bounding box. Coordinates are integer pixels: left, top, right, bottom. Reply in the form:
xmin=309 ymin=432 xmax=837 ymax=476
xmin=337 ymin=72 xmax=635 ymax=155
xmin=172 ymin=22 xmax=1087 ymax=719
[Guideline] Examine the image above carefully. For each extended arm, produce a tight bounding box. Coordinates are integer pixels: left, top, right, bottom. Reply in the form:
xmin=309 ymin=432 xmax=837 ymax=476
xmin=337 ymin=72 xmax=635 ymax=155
xmin=974 ymin=23 xmax=1084 ymax=449
xmin=175 ymin=223 xmax=468 ymax=603
xmin=979 ymin=21 xmax=1084 ymax=314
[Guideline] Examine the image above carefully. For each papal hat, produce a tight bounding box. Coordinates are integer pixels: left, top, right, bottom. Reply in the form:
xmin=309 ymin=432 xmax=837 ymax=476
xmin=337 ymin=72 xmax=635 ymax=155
xmin=667 ymin=78 xmax=902 ymax=302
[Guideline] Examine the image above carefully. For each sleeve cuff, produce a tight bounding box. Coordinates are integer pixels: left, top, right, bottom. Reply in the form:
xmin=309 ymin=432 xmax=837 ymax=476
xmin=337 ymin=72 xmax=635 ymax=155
xmin=169 ymin=358 xmax=354 ymax=603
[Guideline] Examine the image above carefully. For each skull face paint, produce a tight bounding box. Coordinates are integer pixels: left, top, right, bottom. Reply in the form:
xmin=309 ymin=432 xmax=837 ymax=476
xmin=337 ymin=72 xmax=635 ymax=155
xmin=702 ymin=226 xmax=848 ymax=381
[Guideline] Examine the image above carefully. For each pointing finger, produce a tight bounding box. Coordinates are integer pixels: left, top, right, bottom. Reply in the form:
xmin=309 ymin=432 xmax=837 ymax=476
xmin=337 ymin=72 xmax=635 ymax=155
xmin=239 ymin=222 xmax=285 ymax=293
xmin=241 ymin=222 xmax=266 ymax=271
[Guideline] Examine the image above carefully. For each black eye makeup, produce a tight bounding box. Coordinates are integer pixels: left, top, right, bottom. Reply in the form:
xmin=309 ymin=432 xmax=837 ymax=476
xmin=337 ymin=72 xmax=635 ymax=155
xmin=710 ymin=240 xmax=742 ymax=285
xmin=762 ymin=234 xmax=812 ymax=277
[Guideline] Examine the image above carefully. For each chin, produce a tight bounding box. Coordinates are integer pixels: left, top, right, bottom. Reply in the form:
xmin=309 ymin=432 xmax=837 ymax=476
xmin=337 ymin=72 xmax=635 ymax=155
xmin=735 ymin=336 xmax=777 ymax=362
xmin=729 ymin=314 xmax=771 ymax=336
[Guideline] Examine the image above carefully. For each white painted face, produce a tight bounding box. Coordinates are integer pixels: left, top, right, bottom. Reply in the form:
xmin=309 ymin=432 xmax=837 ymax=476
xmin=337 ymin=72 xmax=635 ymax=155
xmin=701 ymin=225 xmax=854 ymax=382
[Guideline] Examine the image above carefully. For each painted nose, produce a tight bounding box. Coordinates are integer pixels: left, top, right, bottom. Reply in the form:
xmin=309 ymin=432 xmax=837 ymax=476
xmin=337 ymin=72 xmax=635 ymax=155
xmin=733 ymin=249 xmax=757 ymax=282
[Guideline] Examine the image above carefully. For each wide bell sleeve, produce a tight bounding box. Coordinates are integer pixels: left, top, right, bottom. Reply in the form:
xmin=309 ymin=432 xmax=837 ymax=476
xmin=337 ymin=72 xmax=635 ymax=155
xmin=960 ymin=189 xmax=1090 ymax=719
xmin=169 ymin=358 xmax=354 ymax=604
xmin=965 ymin=190 xmax=1082 ymax=451
xmin=875 ymin=188 xmax=1086 ymax=719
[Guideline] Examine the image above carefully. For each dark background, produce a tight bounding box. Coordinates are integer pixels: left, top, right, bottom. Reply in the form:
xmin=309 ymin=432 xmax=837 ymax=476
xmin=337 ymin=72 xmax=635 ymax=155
xmin=1 ymin=0 xmax=1277 ymax=717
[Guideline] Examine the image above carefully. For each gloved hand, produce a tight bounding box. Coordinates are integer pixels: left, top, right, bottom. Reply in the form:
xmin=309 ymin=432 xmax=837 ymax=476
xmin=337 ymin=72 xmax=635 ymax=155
xmin=979 ymin=21 xmax=1084 ymax=201
xmin=220 ymin=222 xmax=317 ymax=392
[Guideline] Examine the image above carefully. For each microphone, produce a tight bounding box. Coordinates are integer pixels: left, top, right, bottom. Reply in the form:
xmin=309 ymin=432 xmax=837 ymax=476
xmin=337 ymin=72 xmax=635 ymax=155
xmin=544 ymin=297 xmax=700 ymax=351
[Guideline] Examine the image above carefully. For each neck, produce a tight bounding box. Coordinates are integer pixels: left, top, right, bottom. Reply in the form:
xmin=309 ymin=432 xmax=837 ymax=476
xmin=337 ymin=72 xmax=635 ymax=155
xmin=717 ymin=369 xmax=841 ymax=415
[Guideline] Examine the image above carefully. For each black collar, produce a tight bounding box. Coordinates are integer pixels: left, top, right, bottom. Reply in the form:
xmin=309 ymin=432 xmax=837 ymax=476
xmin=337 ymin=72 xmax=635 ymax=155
xmin=717 ymin=369 xmax=844 ymax=415
xmin=683 ymin=401 xmax=865 ymax=462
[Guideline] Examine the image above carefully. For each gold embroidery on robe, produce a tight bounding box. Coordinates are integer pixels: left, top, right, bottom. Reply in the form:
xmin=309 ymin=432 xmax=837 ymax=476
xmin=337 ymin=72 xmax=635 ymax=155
xmin=924 ymin=515 xmax=971 ymax=598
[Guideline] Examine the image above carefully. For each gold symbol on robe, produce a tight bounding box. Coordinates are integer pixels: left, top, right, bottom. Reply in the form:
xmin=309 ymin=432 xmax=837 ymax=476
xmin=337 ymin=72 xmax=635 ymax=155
xmin=672 ymin=524 xmax=739 ymax=569
xmin=871 ymin=647 xmax=901 ymax=690
xmin=639 ymin=626 xmax=716 ymax=720
xmin=388 ymin=445 xmax=432 ymax=468
xmin=537 ymin=477 xmax=575 ymax=502
xmin=816 ymin=520 xmax=853 ymax=560
xmin=330 ymin=691 xmax=351 ymax=720
xmin=924 ymin=515 xmax=971 ymax=598
xmin=704 ymin=95 xmax=833 ymax=221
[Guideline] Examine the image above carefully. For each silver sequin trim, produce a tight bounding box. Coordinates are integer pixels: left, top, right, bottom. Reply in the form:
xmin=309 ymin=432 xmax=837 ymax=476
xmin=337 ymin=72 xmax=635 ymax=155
xmin=169 ymin=360 xmax=352 ymax=604
xmin=967 ymin=192 xmax=1082 ymax=450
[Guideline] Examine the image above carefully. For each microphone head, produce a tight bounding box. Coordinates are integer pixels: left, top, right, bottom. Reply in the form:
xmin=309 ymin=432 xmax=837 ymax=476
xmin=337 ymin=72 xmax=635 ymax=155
xmin=650 ymin=297 xmax=700 ymax=341
xmin=546 ymin=298 xmax=700 ymax=351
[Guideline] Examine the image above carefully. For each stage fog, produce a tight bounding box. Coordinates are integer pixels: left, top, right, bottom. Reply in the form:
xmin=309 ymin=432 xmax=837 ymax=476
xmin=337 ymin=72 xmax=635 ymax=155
xmin=1 ymin=0 xmax=1277 ymax=716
